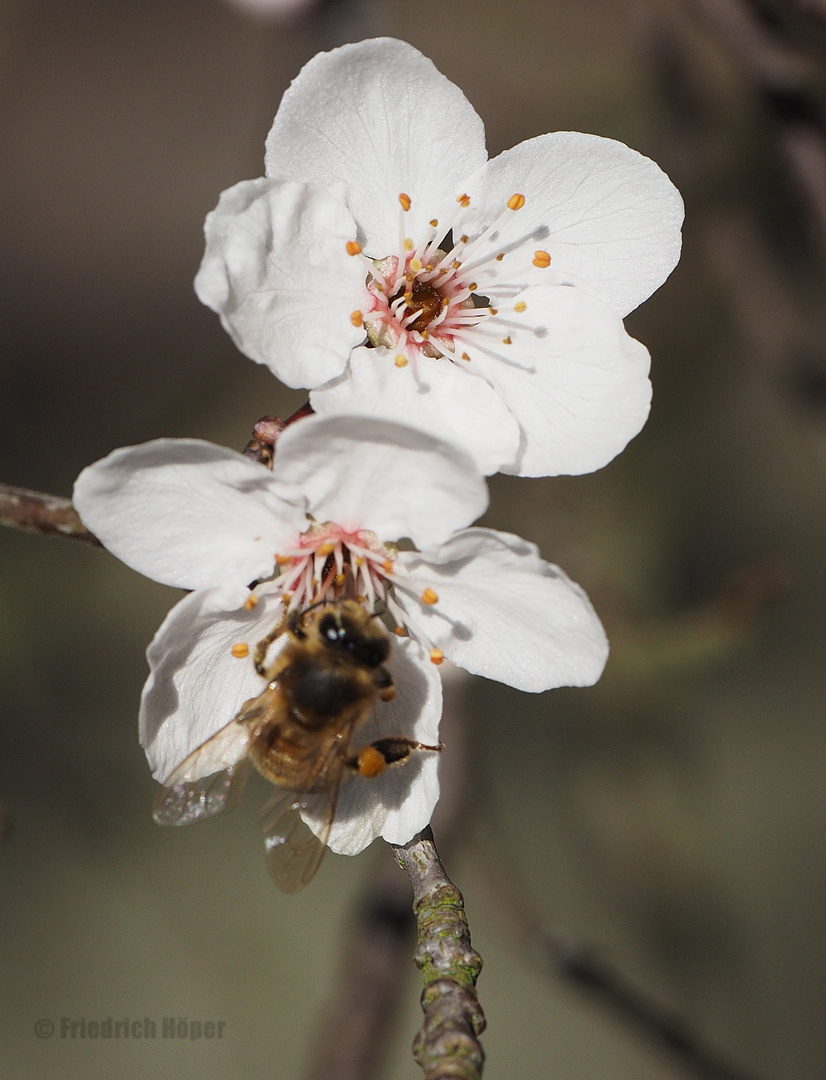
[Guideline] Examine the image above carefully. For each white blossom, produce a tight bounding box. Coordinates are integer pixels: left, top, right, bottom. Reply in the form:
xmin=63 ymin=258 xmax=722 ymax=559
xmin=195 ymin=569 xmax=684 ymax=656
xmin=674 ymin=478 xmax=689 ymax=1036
xmin=195 ymin=38 xmax=683 ymax=477
xmin=74 ymin=415 xmax=608 ymax=854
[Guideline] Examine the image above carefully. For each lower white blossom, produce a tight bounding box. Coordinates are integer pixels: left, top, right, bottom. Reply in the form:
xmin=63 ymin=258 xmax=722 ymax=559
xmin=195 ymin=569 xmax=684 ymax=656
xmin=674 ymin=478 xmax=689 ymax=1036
xmin=195 ymin=38 xmax=683 ymax=477
xmin=74 ymin=415 xmax=608 ymax=854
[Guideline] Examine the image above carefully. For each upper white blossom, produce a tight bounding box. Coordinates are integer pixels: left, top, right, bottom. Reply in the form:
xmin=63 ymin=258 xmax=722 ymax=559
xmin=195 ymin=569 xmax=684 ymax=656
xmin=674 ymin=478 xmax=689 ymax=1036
xmin=73 ymin=415 xmax=608 ymax=855
xmin=195 ymin=38 xmax=683 ymax=478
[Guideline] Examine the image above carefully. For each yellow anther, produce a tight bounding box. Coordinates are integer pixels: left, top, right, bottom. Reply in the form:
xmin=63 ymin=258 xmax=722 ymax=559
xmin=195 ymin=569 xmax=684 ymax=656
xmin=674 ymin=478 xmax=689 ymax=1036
xmin=507 ymin=193 xmax=526 ymax=211
xmin=429 ymin=648 xmax=445 ymax=665
xmin=281 ymin=592 xmax=292 ymax=604
xmin=429 ymin=219 xmax=439 ymax=227
xmin=317 ymin=542 xmax=335 ymax=556
xmin=381 ymin=559 xmax=394 ymax=572
xmin=421 ymin=588 xmax=439 ymax=605
xmin=495 ymin=252 xmax=504 ymax=262
xmin=357 ymin=594 xmax=366 ymax=604
xmin=514 ymin=301 xmax=527 ymax=313
xmin=468 ymin=282 xmax=478 ymax=291
xmin=403 ymin=238 xmax=414 ymax=251
xmin=461 ymin=351 xmax=471 ymax=361
xmin=395 ymin=354 xmax=408 ymax=368
xmin=399 ymin=192 xmax=411 ymax=211
xmin=457 ymin=193 xmax=471 ymax=207
xmin=243 ymin=593 xmax=259 ymax=610
xmin=452 ymin=259 xmax=462 ymax=270
xmin=460 ymin=234 xmax=469 ymax=244
xmin=502 ymin=336 xmax=512 ymax=345
xmin=346 ymin=240 xmax=362 ymax=256
xmin=231 ymin=642 xmax=250 ymax=659
xmin=410 ymin=258 xmax=423 ymax=272
xmin=350 ymin=310 xmax=364 ymax=327
xmin=334 ymin=573 xmax=346 ymax=586
xmin=275 ymin=554 xmax=292 ymax=566
xmin=533 ymin=250 xmax=551 ymax=268
xmin=489 ymin=308 xmax=498 ymax=316
xmin=394 ymin=626 xmax=407 ymax=636
xmin=355 ymin=556 xmax=365 ymax=566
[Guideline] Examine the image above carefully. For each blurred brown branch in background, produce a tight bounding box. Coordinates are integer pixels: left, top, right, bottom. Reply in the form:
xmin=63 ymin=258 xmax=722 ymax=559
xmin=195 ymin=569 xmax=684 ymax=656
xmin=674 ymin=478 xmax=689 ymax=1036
xmin=304 ymin=857 xmax=417 ymax=1080
xmin=537 ymin=929 xmax=770 ymax=1080
xmin=689 ymin=0 xmax=826 ymax=247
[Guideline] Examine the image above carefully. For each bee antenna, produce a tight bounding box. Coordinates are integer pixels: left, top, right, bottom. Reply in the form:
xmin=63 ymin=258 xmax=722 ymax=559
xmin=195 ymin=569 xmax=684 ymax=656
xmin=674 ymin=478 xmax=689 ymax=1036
xmin=298 ymin=597 xmax=337 ymax=622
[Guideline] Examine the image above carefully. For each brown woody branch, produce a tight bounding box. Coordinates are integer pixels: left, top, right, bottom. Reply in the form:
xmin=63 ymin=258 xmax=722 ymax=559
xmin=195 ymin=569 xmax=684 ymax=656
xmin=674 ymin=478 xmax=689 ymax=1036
xmin=393 ymin=826 xmax=485 ymax=1080
xmin=0 ymin=483 xmax=100 ymax=546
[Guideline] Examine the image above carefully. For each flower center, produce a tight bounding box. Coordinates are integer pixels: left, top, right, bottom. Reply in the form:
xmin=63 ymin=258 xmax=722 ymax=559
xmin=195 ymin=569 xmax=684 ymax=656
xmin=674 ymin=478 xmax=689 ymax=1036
xmin=362 ymin=246 xmax=478 ymax=363
xmin=347 ymin=190 xmax=551 ymax=368
xmin=270 ymin=521 xmax=396 ymax=615
xmin=389 ymin=277 xmax=443 ymax=335
xmin=236 ymin=521 xmax=447 ymax=666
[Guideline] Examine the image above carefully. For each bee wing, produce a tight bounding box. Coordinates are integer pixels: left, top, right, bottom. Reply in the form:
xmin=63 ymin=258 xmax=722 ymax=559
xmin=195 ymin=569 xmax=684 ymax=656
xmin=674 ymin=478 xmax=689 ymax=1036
xmin=259 ymin=721 xmax=355 ymax=894
xmin=260 ymin=789 xmax=333 ymax=894
xmin=152 ymin=717 xmax=255 ymax=827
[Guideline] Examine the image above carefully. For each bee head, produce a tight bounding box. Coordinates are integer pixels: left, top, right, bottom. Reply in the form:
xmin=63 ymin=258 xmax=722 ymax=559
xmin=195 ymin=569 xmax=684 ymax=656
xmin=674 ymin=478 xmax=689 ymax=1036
xmin=316 ymin=607 xmax=390 ymax=669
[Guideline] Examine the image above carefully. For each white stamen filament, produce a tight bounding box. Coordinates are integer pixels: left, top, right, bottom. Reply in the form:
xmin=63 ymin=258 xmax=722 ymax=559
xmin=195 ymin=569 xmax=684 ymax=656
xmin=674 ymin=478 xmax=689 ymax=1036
xmin=264 ymin=527 xmax=447 ymax=663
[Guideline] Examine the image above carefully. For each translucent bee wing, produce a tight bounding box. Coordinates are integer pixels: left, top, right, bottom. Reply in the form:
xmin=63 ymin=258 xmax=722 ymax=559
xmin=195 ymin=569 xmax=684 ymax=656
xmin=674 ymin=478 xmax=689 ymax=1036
xmin=152 ymin=717 xmax=256 ymax=826
xmin=161 ymin=715 xmax=256 ymax=785
xmin=153 ymin=758 xmax=253 ymax=826
xmin=260 ymin=789 xmax=333 ymax=894
xmin=258 ymin=727 xmax=352 ymax=893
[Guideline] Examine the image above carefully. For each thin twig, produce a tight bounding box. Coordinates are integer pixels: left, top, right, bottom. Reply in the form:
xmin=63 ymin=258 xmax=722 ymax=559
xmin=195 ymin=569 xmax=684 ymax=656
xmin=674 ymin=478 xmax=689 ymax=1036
xmin=0 ymin=483 xmax=100 ymax=546
xmin=392 ymin=826 xmax=485 ymax=1080
xmin=0 ymin=406 xmax=318 ymax=543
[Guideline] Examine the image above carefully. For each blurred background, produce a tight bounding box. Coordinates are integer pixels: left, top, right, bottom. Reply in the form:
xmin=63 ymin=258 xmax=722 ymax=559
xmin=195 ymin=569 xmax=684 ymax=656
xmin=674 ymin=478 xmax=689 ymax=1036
xmin=2 ymin=0 xmax=826 ymax=1077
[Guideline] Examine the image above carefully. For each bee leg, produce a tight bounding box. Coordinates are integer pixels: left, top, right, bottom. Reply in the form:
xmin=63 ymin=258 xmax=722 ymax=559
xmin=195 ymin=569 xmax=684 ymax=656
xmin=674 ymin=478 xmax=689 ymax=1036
xmin=253 ymin=614 xmax=290 ymax=676
xmin=372 ymin=665 xmax=395 ymax=703
xmin=347 ymin=737 xmax=443 ymax=779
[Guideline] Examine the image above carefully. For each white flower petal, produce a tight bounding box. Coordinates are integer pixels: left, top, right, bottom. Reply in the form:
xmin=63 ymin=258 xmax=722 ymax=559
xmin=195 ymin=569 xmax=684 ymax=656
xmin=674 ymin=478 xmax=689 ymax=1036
xmin=140 ymin=584 xmax=285 ymax=782
xmin=74 ymin=439 xmax=306 ymax=590
xmin=264 ymin=38 xmax=487 ymax=257
xmin=462 ymin=286 xmax=651 ymax=477
xmin=300 ymin=636 xmax=442 ymax=855
xmin=194 ymin=178 xmax=366 ymax=387
xmin=464 ymin=132 xmax=683 ymax=317
xmin=394 ymin=528 xmax=608 ymax=691
xmin=272 ymin=414 xmax=488 ymax=550
xmin=310 ymin=346 xmax=521 ymax=477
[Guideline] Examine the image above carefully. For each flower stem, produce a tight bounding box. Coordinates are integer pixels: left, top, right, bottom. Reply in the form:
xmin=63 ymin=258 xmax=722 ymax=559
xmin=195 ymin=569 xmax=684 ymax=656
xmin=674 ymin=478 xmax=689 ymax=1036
xmin=392 ymin=826 xmax=485 ymax=1080
xmin=242 ymin=402 xmax=314 ymax=468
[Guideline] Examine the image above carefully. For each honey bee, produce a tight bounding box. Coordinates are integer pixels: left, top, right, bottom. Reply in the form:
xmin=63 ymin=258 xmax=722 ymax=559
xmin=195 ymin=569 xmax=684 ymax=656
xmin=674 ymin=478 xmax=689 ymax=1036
xmin=152 ymin=600 xmax=441 ymax=892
